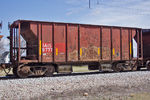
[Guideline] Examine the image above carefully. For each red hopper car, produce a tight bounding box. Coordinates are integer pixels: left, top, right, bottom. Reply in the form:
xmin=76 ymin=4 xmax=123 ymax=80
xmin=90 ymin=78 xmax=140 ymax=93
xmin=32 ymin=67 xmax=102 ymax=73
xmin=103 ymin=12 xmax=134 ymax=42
xmin=6 ymin=20 xmax=150 ymax=78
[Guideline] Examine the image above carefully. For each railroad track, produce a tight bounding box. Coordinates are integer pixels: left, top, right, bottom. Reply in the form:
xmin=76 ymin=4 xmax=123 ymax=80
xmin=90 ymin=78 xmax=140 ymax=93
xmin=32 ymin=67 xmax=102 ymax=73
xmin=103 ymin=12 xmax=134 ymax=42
xmin=0 ymin=69 xmax=148 ymax=80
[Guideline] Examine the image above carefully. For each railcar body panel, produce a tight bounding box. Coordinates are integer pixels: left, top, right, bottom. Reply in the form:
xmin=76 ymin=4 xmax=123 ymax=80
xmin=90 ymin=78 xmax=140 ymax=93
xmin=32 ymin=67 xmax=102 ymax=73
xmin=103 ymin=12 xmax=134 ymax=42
xmin=41 ymin=24 xmax=53 ymax=62
xmin=112 ymin=28 xmax=120 ymax=60
xmin=80 ymin=25 xmax=100 ymax=61
xmin=67 ymin=25 xmax=78 ymax=61
xmin=102 ymin=27 xmax=111 ymax=61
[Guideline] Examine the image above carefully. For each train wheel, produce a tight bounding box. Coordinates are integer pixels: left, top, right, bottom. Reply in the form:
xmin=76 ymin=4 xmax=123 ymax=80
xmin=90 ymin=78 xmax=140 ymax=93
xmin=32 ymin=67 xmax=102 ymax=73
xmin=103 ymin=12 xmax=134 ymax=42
xmin=43 ymin=66 xmax=55 ymax=77
xmin=146 ymin=60 xmax=150 ymax=71
xmin=113 ymin=63 xmax=123 ymax=72
xmin=14 ymin=65 xmax=30 ymax=78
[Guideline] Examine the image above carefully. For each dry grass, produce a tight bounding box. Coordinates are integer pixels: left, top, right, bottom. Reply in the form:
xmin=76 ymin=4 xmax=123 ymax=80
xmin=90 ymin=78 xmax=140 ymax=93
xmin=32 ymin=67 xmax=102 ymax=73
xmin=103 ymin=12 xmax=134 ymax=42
xmin=0 ymin=71 xmax=5 ymax=76
xmin=127 ymin=93 xmax=150 ymax=100
xmin=0 ymin=70 xmax=7 ymax=76
xmin=0 ymin=69 xmax=12 ymax=76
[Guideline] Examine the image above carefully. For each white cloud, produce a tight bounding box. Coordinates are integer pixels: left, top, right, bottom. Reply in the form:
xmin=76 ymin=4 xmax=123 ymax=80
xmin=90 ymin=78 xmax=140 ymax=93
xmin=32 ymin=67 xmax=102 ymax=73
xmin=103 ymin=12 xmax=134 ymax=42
xmin=0 ymin=38 xmax=9 ymax=46
xmin=75 ymin=0 xmax=150 ymax=28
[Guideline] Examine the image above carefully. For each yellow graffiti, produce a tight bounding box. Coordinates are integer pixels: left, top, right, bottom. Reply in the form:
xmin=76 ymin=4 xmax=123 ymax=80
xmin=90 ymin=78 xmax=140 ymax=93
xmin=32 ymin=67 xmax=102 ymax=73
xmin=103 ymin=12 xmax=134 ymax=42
xmin=56 ymin=48 xmax=58 ymax=56
xmin=80 ymin=48 xmax=82 ymax=56
xmin=113 ymin=48 xmax=115 ymax=55
xmin=98 ymin=48 xmax=100 ymax=56
xmin=39 ymin=40 xmax=42 ymax=56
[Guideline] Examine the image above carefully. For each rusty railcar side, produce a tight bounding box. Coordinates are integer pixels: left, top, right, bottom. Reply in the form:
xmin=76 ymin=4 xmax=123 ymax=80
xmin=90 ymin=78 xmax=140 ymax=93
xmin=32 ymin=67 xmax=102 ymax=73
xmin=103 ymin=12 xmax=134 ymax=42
xmin=142 ymin=29 xmax=150 ymax=59
xmin=9 ymin=20 xmax=143 ymax=77
xmin=139 ymin=29 xmax=150 ymax=70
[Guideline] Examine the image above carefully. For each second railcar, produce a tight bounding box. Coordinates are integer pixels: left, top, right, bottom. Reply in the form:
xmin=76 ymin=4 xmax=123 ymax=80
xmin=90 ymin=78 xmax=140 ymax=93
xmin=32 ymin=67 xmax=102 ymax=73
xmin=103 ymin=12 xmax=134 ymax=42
xmin=142 ymin=29 xmax=150 ymax=70
xmin=9 ymin=20 xmax=143 ymax=78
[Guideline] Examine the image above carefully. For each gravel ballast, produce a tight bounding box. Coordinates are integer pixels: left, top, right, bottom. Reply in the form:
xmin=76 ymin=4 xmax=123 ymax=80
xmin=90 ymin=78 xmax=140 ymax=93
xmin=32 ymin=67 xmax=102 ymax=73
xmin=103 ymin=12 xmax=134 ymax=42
xmin=0 ymin=71 xmax=150 ymax=99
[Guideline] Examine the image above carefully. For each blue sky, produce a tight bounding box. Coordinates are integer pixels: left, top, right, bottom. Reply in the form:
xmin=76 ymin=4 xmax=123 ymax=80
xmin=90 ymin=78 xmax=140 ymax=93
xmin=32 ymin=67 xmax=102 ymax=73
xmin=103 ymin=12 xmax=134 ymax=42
xmin=0 ymin=0 xmax=150 ymax=37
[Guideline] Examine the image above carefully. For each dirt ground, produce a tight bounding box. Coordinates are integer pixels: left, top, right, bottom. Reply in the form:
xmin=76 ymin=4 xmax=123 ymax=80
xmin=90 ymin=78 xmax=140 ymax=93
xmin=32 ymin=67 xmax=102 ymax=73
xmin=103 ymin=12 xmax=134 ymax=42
xmin=37 ymin=83 xmax=150 ymax=100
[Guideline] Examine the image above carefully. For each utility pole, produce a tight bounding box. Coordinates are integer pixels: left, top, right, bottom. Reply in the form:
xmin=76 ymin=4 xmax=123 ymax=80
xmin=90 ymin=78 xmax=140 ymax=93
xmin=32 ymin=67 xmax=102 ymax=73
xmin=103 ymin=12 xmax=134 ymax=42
xmin=89 ymin=0 xmax=100 ymax=8
xmin=0 ymin=21 xmax=2 ymax=34
xmin=0 ymin=21 xmax=3 ymax=39
xmin=89 ymin=0 xmax=91 ymax=8
xmin=97 ymin=0 xmax=99 ymax=5
xmin=0 ymin=21 xmax=2 ymax=29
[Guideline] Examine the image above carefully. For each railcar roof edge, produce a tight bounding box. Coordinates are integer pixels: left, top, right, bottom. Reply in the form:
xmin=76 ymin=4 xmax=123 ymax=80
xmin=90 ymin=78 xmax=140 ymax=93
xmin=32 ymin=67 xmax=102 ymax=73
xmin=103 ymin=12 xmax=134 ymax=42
xmin=11 ymin=19 xmax=142 ymax=30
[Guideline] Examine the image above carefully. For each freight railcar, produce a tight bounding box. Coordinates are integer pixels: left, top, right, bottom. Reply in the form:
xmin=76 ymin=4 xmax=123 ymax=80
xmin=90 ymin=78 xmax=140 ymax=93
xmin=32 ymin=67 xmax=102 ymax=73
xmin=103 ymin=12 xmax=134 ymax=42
xmin=8 ymin=20 xmax=145 ymax=78
xmin=142 ymin=29 xmax=150 ymax=70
